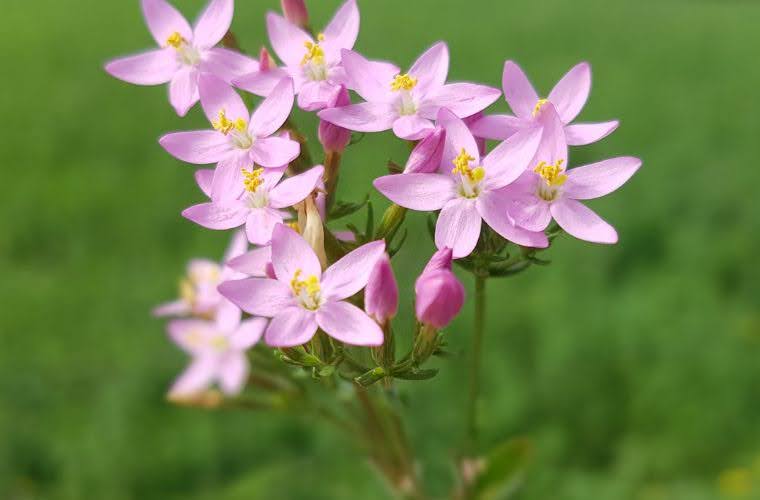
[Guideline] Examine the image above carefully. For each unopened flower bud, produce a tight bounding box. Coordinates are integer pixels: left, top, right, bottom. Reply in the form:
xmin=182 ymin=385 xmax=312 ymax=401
xmin=365 ymin=253 xmax=399 ymax=325
xmin=281 ymin=0 xmax=309 ymax=30
xmin=259 ymin=46 xmax=275 ymax=71
xmin=301 ymin=196 xmax=327 ymax=269
xmin=318 ymin=86 xmax=352 ymax=153
xmin=422 ymin=247 xmax=453 ymax=274
xmin=415 ymin=249 xmax=465 ymax=328
xmin=404 ymin=126 xmax=446 ymax=174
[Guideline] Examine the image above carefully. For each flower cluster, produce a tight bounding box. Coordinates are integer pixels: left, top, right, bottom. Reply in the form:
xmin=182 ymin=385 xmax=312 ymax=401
xmin=107 ymin=0 xmax=639 ymax=414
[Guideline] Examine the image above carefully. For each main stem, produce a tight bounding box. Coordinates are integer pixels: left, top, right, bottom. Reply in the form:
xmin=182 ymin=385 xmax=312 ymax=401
xmin=465 ymin=274 xmax=487 ymax=454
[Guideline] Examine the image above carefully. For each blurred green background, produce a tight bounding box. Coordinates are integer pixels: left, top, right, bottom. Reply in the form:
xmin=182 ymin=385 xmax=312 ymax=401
xmin=2 ymin=0 xmax=760 ymax=498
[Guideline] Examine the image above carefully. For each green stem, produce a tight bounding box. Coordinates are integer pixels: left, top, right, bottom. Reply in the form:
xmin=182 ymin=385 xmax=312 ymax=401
xmin=465 ymin=274 xmax=487 ymax=454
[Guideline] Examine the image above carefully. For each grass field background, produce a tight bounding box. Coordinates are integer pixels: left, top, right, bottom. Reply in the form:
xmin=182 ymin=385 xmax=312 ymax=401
xmin=2 ymin=0 xmax=760 ymax=498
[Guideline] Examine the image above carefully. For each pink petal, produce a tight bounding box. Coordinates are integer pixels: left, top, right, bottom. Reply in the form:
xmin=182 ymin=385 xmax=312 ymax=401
xmin=322 ymin=0 xmax=360 ymax=58
xmin=104 ymin=49 xmax=179 ymax=85
xmin=245 ymin=209 xmax=283 ymax=245
xmin=438 ymin=107 xmax=481 ymax=170
xmin=501 ymin=60 xmax=539 ymax=120
xmin=565 ymin=121 xmax=619 ymax=146
xmin=182 ymin=201 xmax=248 ymax=230
xmin=469 ymin=114 xmax=530 ymax=141
xmin=409 ymin=42 xmax=449 ymax=97
xmin=316 ymin=301 xmax=383 ymax=346
xmin=373 ymin=173 xmax=455 ymax=211
xmin=218 ymin=277 xmax=295 ymax=316
xmin=198 ymin=73 xmax=248 ymax=125
xmin=318 ymin=102 xmax=397 ymax=132
xmin=340 ymin=49 xmax=398 ymax=102
xmin=195 ymin=169 xmax=215 ymax=197
xmin=153 ymin=299 xmax=190 ymax=317
xmin=482 ymin=126 xmax=542 ymax=190
xmin=420 ymin=83 xmax=501 ymax=120
xmin=142 ymin=0 xmax=193 ymax=47
xmin=169 ymin=357 xmax=218 ymax=397
xmin=223 ymin=228 xmax=249 ymax=262
xmin=159 ymin=130 xmax=231 ymax=164
xmin=548 ymin=62 xmax=591 ymax=124
xmin=234 ymin=68 xmax=291 ymax=97
xmin=201 ymin=48 xmax=259 ymax=82
xmin=169 ymin=67 xmax=200 ymax=116
xmin=168 ymin=319 xmax=213 ymax=355
xmin=550 ymin=198 xmax=618 ymax=244
xmin=477 ymin=191 xmax=549 ymax=247
xmin=392 ymin=115 xmax=435 ymax=141
xmin=265 ymin=307 xmax=318 ymax=347
xmin=435 ymin=198 xmax=482 ymax=259
xmin=532 ymin=103 xmax=567 ymax=166
xmin=218 ymin=353 xmax=248 ymax=395
xmin=230 ymin=318 xmax=268 ymax=350
xmin=268 ymin=165 xmax=324 ymax=209
xmin=250 ymin=78 xmax=295 ymax=137
xmin=193 ymin=0 xmax=233 ymax=49
xmin=250 ymin=136 xmax=300 ymax=168
xmin=227 ymin=246 xmax=272 ymax=277
xmin=507 ymin=193 xmax=552 ymax=232
xmin=214 ymin=298 xmax=242 ymax=332
xmin=211 ymin=151 xmax=249 ymax=202
xmin=564 ymin=156 xmax=641 ymax=200
xmin=321 ymin=240 xmax=386 ymax=301
xmin=266 ymin=12 xmax=312 ymax=67
xmin=270 ymin=224 xmax=322 ymax=282
xmin=298 ymin=81 xmax=341 ymax=112
xmin=404 ymin=126 xmax=446 ymax=174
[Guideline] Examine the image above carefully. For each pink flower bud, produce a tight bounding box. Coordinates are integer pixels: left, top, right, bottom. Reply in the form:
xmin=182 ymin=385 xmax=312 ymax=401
xmin=415 ymin=249 xmax=464 ymax=328
xmin=318 ymin=86 xmax=352 ymax=153
xmin=259 ymin=46 xmax=275 ymax=71
xmin=365 ymin=253 xmax=399 ymax=324
xmin=281 ymin=0 xmax=309 ymax=30
xmin=422 ymin=247 xmax=453 ymax=274
xmin=404 ymin=126 xmax=446 ymax=174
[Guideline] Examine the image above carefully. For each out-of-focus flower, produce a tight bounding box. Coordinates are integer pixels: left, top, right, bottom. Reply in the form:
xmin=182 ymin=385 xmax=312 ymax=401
xmin=105 ymin=0 xmax=258 ymax=116
xmin=404 ymin=126 xmax=446 ymax=174
xmin=365 ymin=253 xmax=398 ymax=325
xmin=374 ymin=108 xmax=547 ymax=258
xmin=506 ymin=103 xmax=640 ymax=244
xmin=319 ymin=85 xmax=352 ymax=153
xmin=235 ymin=0 xmax=359 ymax=112
xmin=415 ymin=249 xmax=464 ymax=329
xmin=160 ymin=75 xmax=300 ymax=200
xmin=219 ymin=225 xmax=385 ymax=347
xmin=318 ymin=42 xmax=501 ymax=140
xmin=470 ymin=61 xmax=619 ymax=146
xmin=280 ymin=0 xmax=309 ymax=30
xmin=167 ymin=306 xmax=267 ymax=398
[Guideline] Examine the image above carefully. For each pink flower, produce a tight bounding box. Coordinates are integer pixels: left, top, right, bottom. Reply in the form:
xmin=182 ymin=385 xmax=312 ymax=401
xmin=404 ymin=126 xmax=446 ymax=174
xmin=154 ymin=230 xmax=247 ymax=318
xmin=318 ymin=85 xmax=353 ymax=153
xmin=235 ymin=0 xmax=359 ymax=111
xmin=183 ymin=163 xmax=324 ymax=245
xmin=364 ymin=253 xmax=398 ymax=325
xmin=105 ymin=0 xmax=258 ymax=116
xmin=506 ymin=103 xmax=641 ymax=244
xmin=471 ymin=61 xmax=619 ymax=146
xmin=160 ymin=74 xmax=301 ymax=201
xmin=219 ymin=225 xmax=385 ymax=347
xmin=374 ymin=108 xmax=547 ymax=258
xmin=318 ymin=42 xmax=501 ymax=140
xmin=415 ymin=248 xmax=464 ymax=329
xmin=168 ymin=306 xmax=267 ymax=397
xmin=227 ymin=246 xmax=275 ymax=279
xmin=281 ymin=0 xmax=309 ymax=29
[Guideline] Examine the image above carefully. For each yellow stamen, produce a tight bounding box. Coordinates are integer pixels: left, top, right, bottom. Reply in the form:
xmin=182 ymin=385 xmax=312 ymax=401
xmin=166 ymin=31 xmax=185 ymax=49
xmin=213 ymin=110 xmax=246 ymax=135
xmin=391 ymin=74 xmax=418 ymax=92
xmin=291 ymin=269 xmax=321 ymax=297
xmin=287 ymin=221 xmax=301 ymax=233
xmin=533 ymin=98 xmax=549 ymax=117
xmin=451 ymin=148 xmax=485 ymax=183
xmin=301 ymin=33 xmax=326 ymax=66
xmin=241 ymin=167 xmax=264 ymax=192
xmin=534 ymin=159 xmax=567 ymax=187
xmin=179 ymin=278 xmax=195 ymax=304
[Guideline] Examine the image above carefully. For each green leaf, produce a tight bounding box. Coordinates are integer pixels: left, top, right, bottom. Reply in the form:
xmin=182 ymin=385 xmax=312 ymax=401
xmin=329 ymin=195 xmax=369 ymax=220
xmin=474 ymin=438 xmax=532 ymax=500
xmin=393 ymin=368 xmax=438 ymax=381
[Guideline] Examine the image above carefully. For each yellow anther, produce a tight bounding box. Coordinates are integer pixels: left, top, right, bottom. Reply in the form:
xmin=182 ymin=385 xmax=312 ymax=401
xmin=533 ymin=98 xmax=549 ymax=117
xmin=179 ymin=278 xmax=195 ymax=304
xmin=213 ymin=110 xmax=246 ymax=135
xmin=291 ymin=269 xmax=321 ymax=297
xmin=534 ymin=159 xmax=567 ymax=187
xmin=287 ymin=221 xmax=301 ymax=233
xmin=166 ymin=32 xmax=185 ymax=48
xmin=391 ymin=74 xmax=418 ymax=92
xmin=241 ymin=167 xmax=264 ymax=192
xmin=301 ymin=34 xmax=326 ymax=66
xmin=451 ymin=148 xmax=484 ymax=182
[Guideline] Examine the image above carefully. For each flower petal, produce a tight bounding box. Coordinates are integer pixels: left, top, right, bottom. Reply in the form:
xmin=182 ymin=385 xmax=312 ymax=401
xmin=169 ymin=357 xmax=218 ymax=397
xmin=198 ymin=73 xmax=248 ymax=125
xmin=234 ymin=68 xmax=291 ymax=97
xmin=297 ymin=81 xmax=341 ymax=112
xmin=218 ymin=277 xmax=295 ymax=316
xmin=153 ymin=299 xmax=190 ymax=317
xmin=201 ymin=47 xmax=259 ymax=82
xmin=409 ymin=41 xmax=449 ymax=97
xmin=548 ymin=62 xmax=590 ymax=123
xmin=318 ymin=101 xmax=398 ymax=132
xmin=392 ymin=115 xmax=435 ymax=141
xmin=250 ymin=78 xmax=295 ymax=137
xmin=550 ymin=198 xmax=617 ymax=244
xmin=435 ymin=198 xmax=482 ymax=259
xmin=193 ymin=0 xmax=233 ymax=49
xmin=104 ymin=49 xmax=179 ymax=85
xmin=269 ymin=165 xmax=324 ymax=209
xmin=340 ymin=49 xmax=398 ymax=102
xmin=321 ymin=240 xmax=386 ymax=301
xmin=373 ymin=173 xmax=455 ymax=211
xmin=227 ymin=246 xmax=272 ymax=277
xmin=477 ymin=191 xmax=549 ymax=247
xmin=564 ymin=156 xmax=641 ymax=200
xmin=532 ymin=103 xmax=568 ymax=166
xmin=230 ymin=318 xmax=268 ymax=350
xmin=438 ymin=107 xmax=481 ymax=168
xmin=564 ymin=120 xmax=619 ymax=146
xmin=245 ymin=209 xmax=283 ymax=245
xmin=142 ymin=0 xmax=193 ymax=46
xmin=266 ymin=12 xmax=312 ymax=67
xmin=501 ymin=60 xmax=539 ymax=120
xmin=169 ymin=67 xmax=200 ymax=116
xmin=195 ymin=169 xmax=215 ymax=197
xmin=159 ymin=130 xmax=230 ymax=164
xmin=218 ymin=353 xmax=248 ymax=395
xmin=317 ymin=301 xmax=383 ymax=346
xmin=168 ymin=319 xmax=214 ymax=355
xmin=482 ymin=126 xmax=542 ymax=190
xmin=468 ymin=114 xmax=530 ymax=141
xmin=210 ymin=151 xmax=250 ymax=202
xmin=420 ymin=83 xmax=501 ymax=120
xmin=182 ymin=201 xmax=248 ymax=230
xmin=270 ymin=224 xmax=322 ymax=281
xmin=507 ymin=193 xmax=552 ymax=232
xmin=322 ymin=0 xmax=360 ymax=57
xmin=265 ymin=307 xmax=318 ymax=347
xmin=250 ymin=136 xmax=300 ymax=168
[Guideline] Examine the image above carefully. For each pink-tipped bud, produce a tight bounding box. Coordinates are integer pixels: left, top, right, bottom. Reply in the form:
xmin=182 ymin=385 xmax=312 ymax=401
xmin=404 ymin=126 xmax=446 ymax=174
xmin=319 ymin=86 xmax=352 ymax=153
xmin=281 ymin=0 xmax=309 ymax=29
xmin=365 ymin=253 xmax=399 ymax=325
xmin=422 ymin=247 xmax=454 ymax=274
xmin=415 ymin=249 xmax=464 ymax=328
xmin=259 ymin=46 xmax=275 ymax=71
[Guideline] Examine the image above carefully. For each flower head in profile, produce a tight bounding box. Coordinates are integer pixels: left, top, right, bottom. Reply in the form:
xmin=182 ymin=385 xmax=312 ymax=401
xmin=365 ymin=253 xmax=398 ymax=325
xmin=506 ymin=103 xmax=641 ymax=244
xmin=318 ymin=42 xmax=501 ymax=140
xmin=471 ymin=60 xmax=619 ymax=146
xmin=235 ymin=0 xmax=359 ymax=112
xmin=219 ymin=225 xmax=386 ymax=347
xmin=374 ymin=108 xmax=547 ymax=258
xmin=105 ymin=0 xmax=258 ymax=116
xmin=160 ymin=75 xmax=300 ymax=200
xmin=167 ymin=305 xmax=266 ymax=398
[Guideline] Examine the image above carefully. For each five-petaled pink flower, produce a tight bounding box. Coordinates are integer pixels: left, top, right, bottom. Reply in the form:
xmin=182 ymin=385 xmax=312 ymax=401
xmin=505 ymin=103 xmax=641 ymax=244
xmin=168 ymin=305 xmax=267 ymax=397
xmin=374 ymin=108 xmax=547 ymax=258
xmin=235 ymin=0 xmax=359 ymax=112
xmin=105 ymin=0 xmax=258 ymax=116
xmin=471 ymin=61 xmax=619 ymax=146
xmin=219 ymin=224 xmax=386 ymax=347
xmin=318 ymin=42 xmax=501 ymax=140
xmin=160 ymin=74 xmax=300 ymax=200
